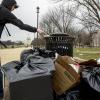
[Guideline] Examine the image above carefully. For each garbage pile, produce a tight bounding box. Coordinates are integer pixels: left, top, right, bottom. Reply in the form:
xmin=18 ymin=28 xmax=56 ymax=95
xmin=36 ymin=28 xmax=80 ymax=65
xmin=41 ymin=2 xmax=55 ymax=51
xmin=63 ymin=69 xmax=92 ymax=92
xmin=1 ymin=48 xmax=100 ymax=100
xmin=2 ymin=48 xmax=55 ymax=100
xmin=53 ymin=55 xmax=100 ymax=100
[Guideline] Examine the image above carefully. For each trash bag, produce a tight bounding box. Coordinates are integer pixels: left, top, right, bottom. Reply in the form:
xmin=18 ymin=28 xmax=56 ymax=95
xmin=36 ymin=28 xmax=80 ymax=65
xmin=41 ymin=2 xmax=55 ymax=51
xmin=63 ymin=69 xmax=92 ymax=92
xmin=2 ymin=61 xmax=23 ymax=74
xmin=82 ymin=67 xmax=100 ymax=92
xmin=26 ymin=55 xmax=55 ymax=74
xmin=20 ymin=48 xmax=55 ymax=65
xmin=57 ymin=94 xmax=66 ymax=100
xmin=65 ymin=90 xmax=82 ymax=100
xmin=2 ymin=60 xmax=54 ymax=100
xmin=55 ymin=89 xmax=82 ymax=100
xmin=20 ymin=49 xmax=35 ymax=65
xmin=37 ymin=48 xmax=55 ymax=58
xmin=79 ymin=66 xmax=100 ymax=100
xmin=2 ymin=61 xmax=23 ymax=82
xmin=2 ymin=55 xmax=55 ymax=82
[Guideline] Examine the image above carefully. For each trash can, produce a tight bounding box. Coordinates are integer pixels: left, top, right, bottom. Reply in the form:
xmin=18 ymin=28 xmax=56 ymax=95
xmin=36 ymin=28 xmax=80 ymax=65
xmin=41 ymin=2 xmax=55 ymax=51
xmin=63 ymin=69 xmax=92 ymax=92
xmin=45 ymin=34 xmax=74 ymax=56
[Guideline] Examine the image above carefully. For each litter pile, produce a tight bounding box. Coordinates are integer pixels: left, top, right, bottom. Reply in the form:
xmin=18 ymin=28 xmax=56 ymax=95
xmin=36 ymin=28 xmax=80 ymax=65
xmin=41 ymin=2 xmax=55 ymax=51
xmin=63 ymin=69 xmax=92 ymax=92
xmin=1 ymin=48 xmax=100 ymax=100
xmin=53 ymin=55 xmax=100 ymax=100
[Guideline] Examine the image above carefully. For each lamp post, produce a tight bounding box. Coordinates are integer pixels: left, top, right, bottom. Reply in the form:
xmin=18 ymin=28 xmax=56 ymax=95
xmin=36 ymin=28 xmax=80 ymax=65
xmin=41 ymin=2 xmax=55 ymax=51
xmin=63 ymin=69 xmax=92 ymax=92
xmin=36 ymin=6 xmax=40 ymax=39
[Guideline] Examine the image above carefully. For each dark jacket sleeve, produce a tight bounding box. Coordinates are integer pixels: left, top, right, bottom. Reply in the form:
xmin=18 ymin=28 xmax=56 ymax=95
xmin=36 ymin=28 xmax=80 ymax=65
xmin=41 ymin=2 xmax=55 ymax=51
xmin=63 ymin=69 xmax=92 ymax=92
xmin=4 ymin=8 xmax=37 ymax=33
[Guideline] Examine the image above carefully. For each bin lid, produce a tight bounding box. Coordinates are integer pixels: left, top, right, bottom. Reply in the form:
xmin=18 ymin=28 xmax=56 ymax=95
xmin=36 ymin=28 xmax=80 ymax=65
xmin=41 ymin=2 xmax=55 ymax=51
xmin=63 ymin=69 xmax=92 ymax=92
xmin=50 ymin=34 xmax=69 ymax=37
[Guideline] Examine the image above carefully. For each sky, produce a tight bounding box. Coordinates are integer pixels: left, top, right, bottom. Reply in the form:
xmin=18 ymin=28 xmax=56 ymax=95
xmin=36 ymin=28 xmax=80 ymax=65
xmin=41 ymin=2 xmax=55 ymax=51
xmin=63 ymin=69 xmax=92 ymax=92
xmin=0 ymin=0 xmax=55 ymax=41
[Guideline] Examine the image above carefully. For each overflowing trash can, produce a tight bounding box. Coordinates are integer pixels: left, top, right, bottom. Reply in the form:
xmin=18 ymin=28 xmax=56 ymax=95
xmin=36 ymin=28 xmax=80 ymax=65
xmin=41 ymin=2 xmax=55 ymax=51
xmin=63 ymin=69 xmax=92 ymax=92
xmin=45 ymin=34 xmax=74 ymax=56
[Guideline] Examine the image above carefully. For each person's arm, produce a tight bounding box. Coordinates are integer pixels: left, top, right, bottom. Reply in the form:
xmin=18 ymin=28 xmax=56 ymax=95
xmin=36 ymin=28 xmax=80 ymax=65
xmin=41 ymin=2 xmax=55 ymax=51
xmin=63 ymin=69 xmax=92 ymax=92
xmin=4 ymin=8 xmax=37 ymax=32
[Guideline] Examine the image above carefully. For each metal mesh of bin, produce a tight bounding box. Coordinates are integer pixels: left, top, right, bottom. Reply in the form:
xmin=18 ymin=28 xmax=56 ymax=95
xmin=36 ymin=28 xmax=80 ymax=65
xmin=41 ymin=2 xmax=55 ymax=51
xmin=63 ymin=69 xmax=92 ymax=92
xmin=45 ymin=34 xmax=74 ymax=56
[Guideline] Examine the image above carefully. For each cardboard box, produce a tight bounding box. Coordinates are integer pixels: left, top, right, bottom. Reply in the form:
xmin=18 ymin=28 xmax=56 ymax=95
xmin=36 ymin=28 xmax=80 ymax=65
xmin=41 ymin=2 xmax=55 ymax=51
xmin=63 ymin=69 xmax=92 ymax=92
xmin=52 ymin=55 xmax=80 ymax=95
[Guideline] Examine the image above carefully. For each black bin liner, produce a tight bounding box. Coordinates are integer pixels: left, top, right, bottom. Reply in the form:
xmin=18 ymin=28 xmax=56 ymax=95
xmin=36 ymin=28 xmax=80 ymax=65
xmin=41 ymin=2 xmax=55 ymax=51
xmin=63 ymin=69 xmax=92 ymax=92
xmin=20 ymin=49 xmax=34 ymax=65
xmin=20 ymin=48 xmax=55 ymax=65
xmin=2 ymin=56 xmax=55 ymax=100
xmin=79 ymin=66 xmax=100 ymax=100
xmin=55 ymin=90 xmax=81 ymax=100
xmin=65 ymin=90 xmax=81 ymax=100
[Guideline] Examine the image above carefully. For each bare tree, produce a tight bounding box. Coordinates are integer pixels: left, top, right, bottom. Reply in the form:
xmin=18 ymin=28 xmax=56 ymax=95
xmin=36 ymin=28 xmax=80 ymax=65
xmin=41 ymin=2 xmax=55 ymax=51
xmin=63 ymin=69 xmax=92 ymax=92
xmin=52 ymin=0 xmax=100 ymax=47
xmin=39 ymin=5 xmax=77 ymax=34
xmin=80 ymin=14 xmax=98 ymax=47
xmin=39 ymin=14 xmax=53 ymax=35
xmin=53 ymin=0 xmax=100 ymax=28
xmin=75 ymin=0 xmax=100 ymax=25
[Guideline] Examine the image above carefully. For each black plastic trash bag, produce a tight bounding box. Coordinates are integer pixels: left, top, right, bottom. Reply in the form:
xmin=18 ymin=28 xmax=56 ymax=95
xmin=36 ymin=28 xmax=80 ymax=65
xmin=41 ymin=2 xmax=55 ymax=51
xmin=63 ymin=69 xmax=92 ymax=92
xmin=82 ymin=67 xmax=100 ymax=93
xmin=79 ymin=66 xmax=100 ymax=100
xmin=20 ymin=49 xmax=35 ymax=65
xmin=2 ymin=61 xmax=23 ymax=82
xmin=2 ymin=56 xmax=55 ymax=82
xmin=55 ymin=93 xmax=66 ymax=100
xmin=26 ymin=55 xmax=55 ymax=74
xmin=20 ymin=48 xmax=55 ymax=65
xmin=55 ymin=90 xmax=81 ymax=100
xmin=2 ymin=61 xmax=21 ymax=70
xmin=2 ymin=58 xmax=55 ymax=100
xmin=2 ymin=61 xmax=23 ymax=73
xmin=65 ymin=90 xmax=82 ymax=100
xmin=37 ymin=49 xmax=55 ymax=58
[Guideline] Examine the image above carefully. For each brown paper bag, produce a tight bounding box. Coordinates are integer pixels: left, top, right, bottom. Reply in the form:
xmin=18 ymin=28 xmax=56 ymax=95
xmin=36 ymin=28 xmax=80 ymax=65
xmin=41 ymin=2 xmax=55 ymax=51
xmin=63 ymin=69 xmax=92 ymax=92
xmin=52 ymin=55 xmax=80 ymax=95
xmin=52 ymin=62 xmax=80 ymax=95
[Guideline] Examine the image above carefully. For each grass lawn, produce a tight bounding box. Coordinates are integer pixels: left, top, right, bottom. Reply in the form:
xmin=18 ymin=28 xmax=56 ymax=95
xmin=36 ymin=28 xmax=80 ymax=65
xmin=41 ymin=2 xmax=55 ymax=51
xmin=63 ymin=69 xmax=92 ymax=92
xmin=74 ymin=47 xmax=100 ymax=60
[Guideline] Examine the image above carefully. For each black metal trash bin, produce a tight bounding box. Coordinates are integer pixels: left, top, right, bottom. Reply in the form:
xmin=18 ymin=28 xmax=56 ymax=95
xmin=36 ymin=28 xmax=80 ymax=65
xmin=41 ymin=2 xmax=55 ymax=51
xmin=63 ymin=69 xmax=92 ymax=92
xmin=45 ymin=34 xmax=74 ymax=56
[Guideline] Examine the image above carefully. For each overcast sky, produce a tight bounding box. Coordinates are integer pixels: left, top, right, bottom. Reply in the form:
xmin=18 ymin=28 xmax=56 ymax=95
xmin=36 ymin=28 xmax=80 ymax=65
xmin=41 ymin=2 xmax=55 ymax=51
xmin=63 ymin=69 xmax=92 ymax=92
xmin=0 ymin=0 xmax=56 ymax=41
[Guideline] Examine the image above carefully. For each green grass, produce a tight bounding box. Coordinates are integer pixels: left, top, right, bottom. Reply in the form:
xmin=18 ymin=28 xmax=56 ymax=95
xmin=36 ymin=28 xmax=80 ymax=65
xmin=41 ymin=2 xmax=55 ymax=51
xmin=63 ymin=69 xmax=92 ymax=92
xmin=73 ymin=47 xmax=100 ymax=60
xmin=74 ymin=47 xmax=100 ymax=51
